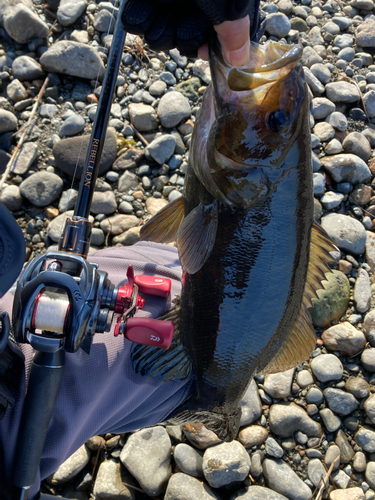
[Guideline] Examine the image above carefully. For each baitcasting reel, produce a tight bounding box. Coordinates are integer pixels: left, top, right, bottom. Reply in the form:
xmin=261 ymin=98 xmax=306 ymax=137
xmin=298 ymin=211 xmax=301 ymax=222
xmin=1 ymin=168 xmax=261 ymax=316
xmin=12 ymin=250 xmax=174 ymax=353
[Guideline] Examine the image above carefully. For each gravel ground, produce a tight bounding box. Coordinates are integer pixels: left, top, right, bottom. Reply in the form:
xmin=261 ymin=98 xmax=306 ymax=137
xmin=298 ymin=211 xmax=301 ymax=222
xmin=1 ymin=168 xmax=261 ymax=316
xmin=4 ymin=0 xmax=375 ymax=499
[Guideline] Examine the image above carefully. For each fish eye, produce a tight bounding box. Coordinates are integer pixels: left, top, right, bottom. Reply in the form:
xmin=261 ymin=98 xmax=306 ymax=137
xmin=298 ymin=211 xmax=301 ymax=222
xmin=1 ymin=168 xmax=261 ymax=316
xmin=267 ymin=110 xmax=290 ymax=133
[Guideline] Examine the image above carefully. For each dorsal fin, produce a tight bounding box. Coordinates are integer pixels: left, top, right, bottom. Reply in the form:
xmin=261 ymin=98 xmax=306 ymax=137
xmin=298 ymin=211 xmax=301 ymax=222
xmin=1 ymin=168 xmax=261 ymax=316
xmin=176 ymin=201 xmax=218 ymax=274
xmin=259 ymin=222 xmax=337 ymax=374
xmin=140 ymin=196 xmax=184 ymax=244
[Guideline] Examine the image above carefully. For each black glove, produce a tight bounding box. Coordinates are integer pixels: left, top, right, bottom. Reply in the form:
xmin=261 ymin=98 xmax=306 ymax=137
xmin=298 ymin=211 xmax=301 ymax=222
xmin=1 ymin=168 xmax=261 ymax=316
xmin=121 ymin=0 xmax=265 ymax=58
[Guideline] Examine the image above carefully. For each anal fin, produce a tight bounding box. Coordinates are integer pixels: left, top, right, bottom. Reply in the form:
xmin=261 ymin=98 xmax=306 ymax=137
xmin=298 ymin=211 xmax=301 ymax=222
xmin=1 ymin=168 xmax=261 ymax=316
xmin=260 ymin=221 xmax=337 ymax=374
xmin=140 ymin=196 xmax=184 ymax=244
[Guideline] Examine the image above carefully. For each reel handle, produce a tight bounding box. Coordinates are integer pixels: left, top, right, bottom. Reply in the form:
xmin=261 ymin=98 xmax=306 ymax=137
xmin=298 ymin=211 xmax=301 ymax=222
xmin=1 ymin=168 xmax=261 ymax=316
xmin=134 ymin=275 xmax=171 ymax=298
xmin=124 ymin=318 xmax=174 ymax=349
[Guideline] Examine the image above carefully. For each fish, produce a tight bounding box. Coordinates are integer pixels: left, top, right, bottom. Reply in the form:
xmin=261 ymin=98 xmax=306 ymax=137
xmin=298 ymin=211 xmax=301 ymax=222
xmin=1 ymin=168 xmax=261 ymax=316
xmin=132 ymin=37 xmax=336 ymax=441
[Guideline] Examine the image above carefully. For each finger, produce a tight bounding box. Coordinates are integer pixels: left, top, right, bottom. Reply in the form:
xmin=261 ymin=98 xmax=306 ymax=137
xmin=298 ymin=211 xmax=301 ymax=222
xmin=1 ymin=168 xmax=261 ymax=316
xmin=214 ymin=16 xmax=250 ymax=67
xmin=198 ymin=43 xmax=209 ymax=61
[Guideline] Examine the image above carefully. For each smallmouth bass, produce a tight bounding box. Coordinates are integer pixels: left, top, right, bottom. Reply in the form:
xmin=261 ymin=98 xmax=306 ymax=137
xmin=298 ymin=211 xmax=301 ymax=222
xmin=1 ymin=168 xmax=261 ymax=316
xmin=133 ymin=38 xmax=336 ymax=441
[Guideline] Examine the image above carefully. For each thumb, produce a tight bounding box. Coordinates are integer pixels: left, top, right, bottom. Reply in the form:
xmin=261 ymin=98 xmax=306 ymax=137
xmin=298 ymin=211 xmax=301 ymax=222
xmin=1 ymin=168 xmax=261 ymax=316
xmin=214 ymin=16 xmax=250 ymax=67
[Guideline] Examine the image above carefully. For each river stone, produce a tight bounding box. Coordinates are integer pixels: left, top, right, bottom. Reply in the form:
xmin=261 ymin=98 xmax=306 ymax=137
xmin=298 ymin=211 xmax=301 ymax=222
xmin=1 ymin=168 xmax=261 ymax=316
xmin=47 ymin=211 xmax=94 ymax=242
xmin=364 ymin=394 xmax=375 ymax=424
xmin=265 ymin=12 xmax=291 ymax=37
xmin=59 ymin=115 xmax=85 ymax=137
xmin=323 ymin=388 xmax=359 ymax=416
xmin=0 ymin=109 xmax=17 ymax=134
xmin=357 ymin=18 xmax=375 ymax=47
xmin=265 ymin=437 xmax=284 ymax=458
xmin=91 ymin=191 xmax=116 ymax=215
xmin=325 ymin=82 xmax=360 ymax=103
xmin=174 ymin=443 xmax=203 ymax=478
xmin=164 ymin=473 xmax=219 ymax=500
xmin=269 ymin=403 xmax=322 ymax=438
xmin=57 ymin=0 xmax=87 ymax=26
xmin=146 ymin=135 xmax=176 ymax=165
xmin=364 ymin=310 xmax=375 ymax=346
xmin=0 ymin=0 xmax=33 ymax=27
xmin=120 ymin=427 xmax=172 ymax=497
xmin=355 ymin=427 xmax=375 ymax=452
xmin=319 ymin=408 xmax=341 ymax=432
xmin=353 ymin=452 xmax=367 ymax=473
xmin=145 ymin=197 xmax=168 ymax=216
xmin=366 ymin=231 xmax=375 ymax=273
xmin=49 ymin=445 xmax=90 ymax=484
xmin=307 ymin=458 xmax=326 ymax=488
xmin=263 ymin=369 xmax=294 ymax=399
xmin=175 ymin=77 xmax=201 ymax=101
xmin=0 ymin=184 xmax=23 ymax=211
xmin=6 ymin=79 xmax=27 ymax=102
xmin=128 ymin=103 xmax=158 ymax=131
xmin=238 ymin=425 xmax=269 ymax=448
xmin=231 ymin=485 xmax=289 ymax=500
xmin=302 ymin=46 xmax=323 ymax=67
xmin=342 ymin=132 xmax=372 ymax=161
xmin=366 ymin=462 xmax=375 ymax=490
xmin=118 ymin=171 xmax=139 ymax=192
xmin=12 ymin=55 xmax=44 ymax=81
xmin=361 ymin=348 xmax=375 ymax=372
xmin=263 ymin=459 xmax=312 ymax=500
xmin=157 ymin=91 xmax=191 ymax=128
xmin=311 ymin=353 xmax=343 ymax=382
xmin=19 ymin=171 xmax=63 ymax=207
xmin=240 ymin=379 xmax=262 ymax=426
xmin=53 ymin=130 xmax=117 ymax=179
xmin=112 ymin=226 xmax=141 ymax=246
xmin=336 ymin=429 xmax=355 ymax=463
xmin=202 ymin=441 xmax=250 ymax=488
xmin=12 ymin=142 xmax=38 ymax=175
xmin=321 ymin=214 xmax=367 ymax=255
xmin=296 ymin=370 xmax=314 ymax=388
xmin=354 ymin=268 xmax=371 ymax=313
xmin=93 ymin=459 xmax=134 ymax=500
xmin=309 ymin=270 xmax=350 ymax=328
xmin=100 ymin=215 xmax=139 ymax=235
xmin=346 ymin=377 xmax=370 ymax=399
xmin=321 ymin=322 xmax=366 ymax=356
xmin=326 ymin=444 xmax=341 ymax=470
xmin=4 ymin=4 xmax=49 ymax=43
xmin=320 ymin=154 xmax=371 ymax=184
xmin=40 ymin=41 xmax=105 ymax=80
xmin=182 ymin=424 xmax=221 ymax=450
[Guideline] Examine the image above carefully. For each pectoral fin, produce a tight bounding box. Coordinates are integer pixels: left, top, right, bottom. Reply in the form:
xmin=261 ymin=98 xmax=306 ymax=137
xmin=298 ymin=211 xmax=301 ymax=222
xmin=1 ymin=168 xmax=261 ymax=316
xmin=177 ymin=201 xmax=218 ymax=274
xmin=260 ymin=222 xmax=337 ymax=374
xmin=140 ymin=196 xmax=184 ymax=244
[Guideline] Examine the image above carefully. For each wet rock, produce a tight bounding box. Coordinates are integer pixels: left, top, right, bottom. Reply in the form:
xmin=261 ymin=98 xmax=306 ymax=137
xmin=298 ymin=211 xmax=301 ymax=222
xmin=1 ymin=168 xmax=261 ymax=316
xmin=53 ymin=130 xmax=117 ymax=179
xmin=263 ymin=459 xmax=312 ymax=500
xmin=310 ymin=353 xmax=343 ymax=382
xmin=203 ymin=441 xmax=250 ymax=488
xmin=323 ymin=388 xmax=359 ymax=416
xmin=238 ymin=425 xmax=269 ymax=449
xmin=321 ymin=214 xmax=367 ymax=255
xmin=20 ymin=171 xmax=63 ymax=207
xmin=182 ymin=424 xmax=221 ymax=450
xmin=157 ymin=91 xmax=191 ymax=128
xmin=100 ymin=215 xmax=139 ymax=236
xmin=309 ymin=271 xmax=350 ymax=328
xmin=164 ymin=473 xmax=219 ymax=500
xmin=49 ymin=445 xmax=90 ymax=485
xmin=40 ymin=41 xmax=105 ymax=80
xmin=269 ymin=403 xmax=322 ymax=438
xmin=120 ymin=427 xmax=172 ymax=497
xmin=263 ymin=369 xmax=294 ymax=399
xmin=93 ymin=459 xmax=134 ymax=500
xmin=174 ymin=443 xmax=203 ymax=478
xmin=4 ymin=4 xmax=49 ymax=43
xmin=321 ymin=322 xmax=366 ymax=356
xmin=354 ymin=268 xmax=371 ymax=313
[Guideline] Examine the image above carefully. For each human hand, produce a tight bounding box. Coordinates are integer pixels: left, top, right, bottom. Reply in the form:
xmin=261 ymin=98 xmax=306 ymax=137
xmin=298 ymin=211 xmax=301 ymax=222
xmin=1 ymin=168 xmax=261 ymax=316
xmin=198 ymin=16 xmax=251 ymax=67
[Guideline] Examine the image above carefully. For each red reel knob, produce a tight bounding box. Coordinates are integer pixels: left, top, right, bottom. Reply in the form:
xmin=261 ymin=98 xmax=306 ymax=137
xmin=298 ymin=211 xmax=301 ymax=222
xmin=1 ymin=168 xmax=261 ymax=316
xmin=124 ymin=318 xmax=174 ymax=349
xmin=134 ymin=275 xmax=171 ymax=298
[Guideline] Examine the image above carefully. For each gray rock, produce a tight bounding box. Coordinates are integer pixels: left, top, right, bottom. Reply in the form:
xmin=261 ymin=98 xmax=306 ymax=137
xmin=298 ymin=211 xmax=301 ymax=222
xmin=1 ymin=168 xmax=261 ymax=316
xmin=6 ymin=79 xmax=27 ymax=102
xmin=12 ymin=55 xmax=44 ymax=81
xmin=240 ymin=379 xmax=262 ymax=426
xmin=174 ymin=443 xmax=203 ymax=477
xmin=269 ymin=403 xmax=322 ymax=438
xmin=91 ymin=228 xmax=105 ymax=247
xmin=128 ymin=103 xmax=158 ymax=131
xmin=301 ymin=46 xmax=323 ymax=67
xmin=309 ymin=26 xmax=324 ymax=45
xmin=93 ymin=459 xmax=134 ymax=499
xmin=321 ymin=154 xmax=371 ymax=184
xmin=118 ymin=171 xmax=139 ymax=193
xmin=265 ymin=437 xmax=284 ymax=458
xmin=353 ymin=451 xmax=367 ymax=472
xmin=182 ymin=424 xmax=221 ymax=450
xmin=296 ymin=370 xmax=314 ymax=388
xmin=325 ymin=139 xmax=342 ymax=156
xmin=160 ymin=71 xmax=176 ymax=86
xmin=120 ymin=427 xmax=172 ymax=497
xmin=94 ymin=9 xmax=115 ymax=33
xmin=342 ymin=132 xmax=372 ymax=161
xmin=164 ymin=473 xmax=219 ymax=500
xmin=311 ymin=97 xmax=336 ymax=119
xmin=319 ymin=408 xmax=341 ymax=432
xmin=4 ymin=4 xmax=49 ymax=43
xmin=40 ymin=41 xmax=105 ymax=80
xmin=361 ymin=348 xmax=375 ymax=372
xmin=313 ymin=173 xmax=326 ymax=196
xmin=57 ymin=0 xmax=87 ymax=26
xmin=307 ymin=458 xmax=326 ymax=488
xmin=149 ymin=80 xmax=167 ymax=97
xmin=325 ymin=444 xmax=341 ymax=470
xmin=345 ymin=376 xmax=370 ymax=399
xmin=363 ymin=91 xmax=375 ymax=117
xmin=354 ymin=268 xmax=371 ymax=313
xmin=202 ymin=441 xmax=250 ymax=488
xmin=338 ymin=47 xmax=355 ymax=61
xmin=0 ymin=184 xmax=23 ymax=211
xmin=366 ymin=231 xmax=375 ymax=273
xmin=59 ymin=189 xmax=78 ymax=212
xmin=53 ymin=130 xmax=117 ymax=179
xmin=231 ymin=485 xmax=288 ymax=500
xmin=326 ymin=111 xmax=348 ymax=131
xmin=0 ymin=0 xmax=33 ymax=27
xmin=331 ymin=469 xmax=350 ymax=489
xmin=323 ymin=388 xmax=359 ymax=416
xmin=366 ymin=462 xmax=375 ymax=490
xmin=263 ymin=459 xmax=312 ymax=500
xmin=364 ymin=310 xmax=375 ymax=346
xmin=238 ymin=425 xmax=269 ymax=449
xmin=304 ymin=67 xmax=325 ymax=94
xmin=70 ymin=29 xmax=89 ymax=44
xmin=357 ymin=18 xmax=375 ymax=47
xmin=336 ymin=429 xmax=355 ymax=464
xmin=91 ymin=191 xmax=116 ymax=215
xmin=112 ymin=226 xmax=141 ymax=246
xmin=40 ymin=104 xmax=58 ymax=118
xmin=146 ymin=135 xmax=176 ymax=165
xmin=0 ymin=109 xmax=17 ymax=134
xmin=49 ymin=445 xmax=90 ymax=485
xmin=157 ymin=91 xmax=191 ymax=128
xmin=334 ymin=33 xmax=354 ymax=48
xmin=20 ymin=171 xmax=63 ymax=207
xmin=321 ymin=322 xmax=366 ymax=357
xmin=265 ymin=12 xmax=291 ymax=37
xmin=192 ymin=59 xmax=211 ymax=84
xmin=355 ymin=427 xmax=375 ymax=453
xmin=100 ymin=214 xmax=139 ymax=235
xmin=170 ymin=48 xmax=188 ymax=68
xmin=325 ymin=82 xmax=361 ymax=103
xmin=310 ymin=353 xmax=343 ymax=383
xmin=313 ymin=122 xmax=335 ymax=141
xmin=363 ymin=128 xmax=375 ymax=147
xmin=320 ymin=191 xmax=344 ymax=209
xmin=11 ymin=142 xmax=38 ymax=175
xmin=59 ymin=115 xmax=85 ymax=137
xmin=321 ymin=213 xmax=367 ymax=255
xmin=263 ymin=369 xmax=294 ymax=399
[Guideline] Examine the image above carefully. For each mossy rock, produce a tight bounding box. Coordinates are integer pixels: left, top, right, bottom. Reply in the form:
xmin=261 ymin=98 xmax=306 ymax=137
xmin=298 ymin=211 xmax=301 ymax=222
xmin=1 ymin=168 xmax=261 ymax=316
xmin=309 ymin=270 xmax=350 ymax=328
xmin=175 ymin=77 xmax=202 ymax=101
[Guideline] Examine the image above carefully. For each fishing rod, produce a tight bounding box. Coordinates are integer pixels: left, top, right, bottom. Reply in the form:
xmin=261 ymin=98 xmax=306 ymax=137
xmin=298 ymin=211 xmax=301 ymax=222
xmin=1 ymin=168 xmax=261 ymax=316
xmin=8 ymin=3 xmax=174 ymax=499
